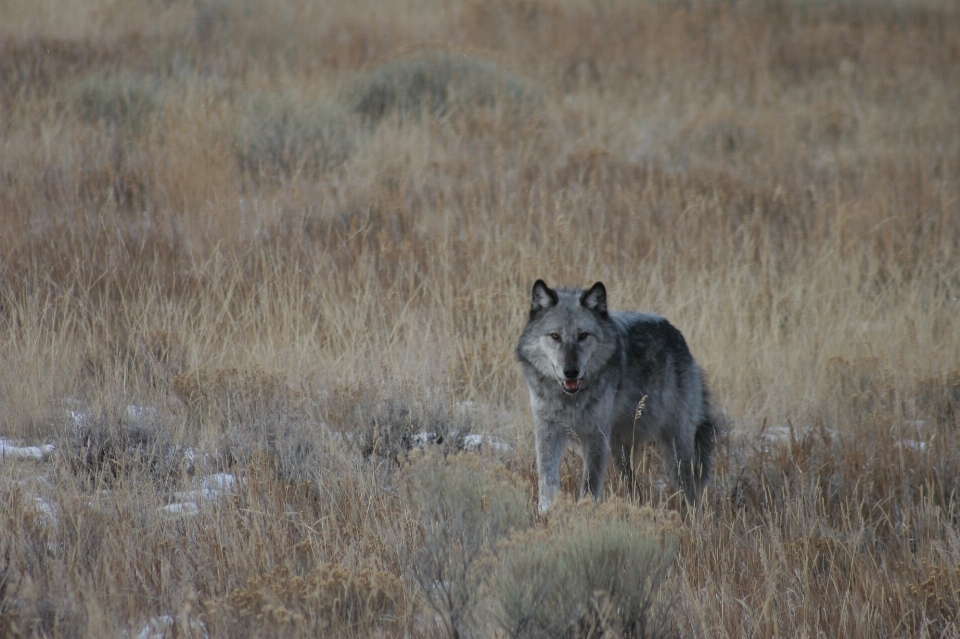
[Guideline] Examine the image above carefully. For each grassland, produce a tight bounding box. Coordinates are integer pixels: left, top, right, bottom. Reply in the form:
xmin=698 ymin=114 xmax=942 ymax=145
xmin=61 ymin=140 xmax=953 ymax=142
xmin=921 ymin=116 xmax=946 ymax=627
xmin=1 ymin=0 xmax=959 ymax=636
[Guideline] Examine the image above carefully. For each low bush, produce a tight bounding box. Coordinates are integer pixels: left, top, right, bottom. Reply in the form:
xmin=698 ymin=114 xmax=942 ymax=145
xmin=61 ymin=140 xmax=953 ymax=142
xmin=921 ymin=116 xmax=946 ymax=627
xmin=173 ymin=366 xmax=333 ymax=482
xmin=62 ymin=404 xmax=184 ymax=488
xmin=405 ymin=450 xmax=533 ymax=638
xmin=321 ymin=382 xmax=477 ymax=462
xmin=71 ymin=71 xmax=161 ymax=131
xmin=343 ymin=49 xmax=542 ymax=123
xmin=233 ymin=92 xmax=353 ymax=177
xmin=490 ymin=502 xmax=679 ymax=639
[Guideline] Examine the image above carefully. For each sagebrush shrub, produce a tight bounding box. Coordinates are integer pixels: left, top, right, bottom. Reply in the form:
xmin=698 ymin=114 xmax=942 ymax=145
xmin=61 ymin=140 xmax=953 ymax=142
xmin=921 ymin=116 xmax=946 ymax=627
xmin=71 ymin=71 xmax=160 ymax=131
xmin=490 ymin=501 xmax=679 ymax=639
xmin=62 ymin=404 xmax=184 ymax=488
xmin=405 ymin=450 xmax=533 ymax=638
xmin=233 ymin=92 xmax=353 ymax=177
xmin=344 ymin=49 xmax=542 ymax=123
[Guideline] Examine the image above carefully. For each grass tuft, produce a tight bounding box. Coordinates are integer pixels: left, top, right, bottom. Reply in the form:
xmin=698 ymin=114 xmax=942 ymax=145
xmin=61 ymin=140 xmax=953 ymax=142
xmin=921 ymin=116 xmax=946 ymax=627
xmin=208 ymin=563 xmax=407 ymax=636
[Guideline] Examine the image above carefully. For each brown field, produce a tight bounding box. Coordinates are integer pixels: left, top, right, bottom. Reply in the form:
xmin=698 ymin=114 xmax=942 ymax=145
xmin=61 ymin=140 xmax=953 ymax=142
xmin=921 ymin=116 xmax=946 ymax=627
xmin=1 ymin=0 xmax=959 ymax=636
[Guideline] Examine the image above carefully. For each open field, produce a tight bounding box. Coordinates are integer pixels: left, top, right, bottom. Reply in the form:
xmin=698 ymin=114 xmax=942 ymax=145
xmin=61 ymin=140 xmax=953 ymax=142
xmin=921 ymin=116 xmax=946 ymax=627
xmin=1 ymin=0 xmax=959 ymax=636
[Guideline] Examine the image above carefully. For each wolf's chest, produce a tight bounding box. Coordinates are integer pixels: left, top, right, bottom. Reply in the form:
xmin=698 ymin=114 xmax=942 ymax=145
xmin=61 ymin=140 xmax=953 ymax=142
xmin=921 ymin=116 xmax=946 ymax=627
xmin=529 ymin=387 xmax=614 ymax=433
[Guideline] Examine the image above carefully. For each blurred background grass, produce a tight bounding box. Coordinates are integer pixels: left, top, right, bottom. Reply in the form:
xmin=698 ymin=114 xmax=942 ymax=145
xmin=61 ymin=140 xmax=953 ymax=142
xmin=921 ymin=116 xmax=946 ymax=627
xmin=0 ymin=0 xmax=958 ymax=636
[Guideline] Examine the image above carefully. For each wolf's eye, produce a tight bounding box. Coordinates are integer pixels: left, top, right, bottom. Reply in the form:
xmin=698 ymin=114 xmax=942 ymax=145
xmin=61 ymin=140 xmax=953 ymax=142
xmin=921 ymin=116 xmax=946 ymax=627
xmin=549 ymin=333 xmax=561 ymax=341
xmin=578 ymin=332 xmax=589 ymax=341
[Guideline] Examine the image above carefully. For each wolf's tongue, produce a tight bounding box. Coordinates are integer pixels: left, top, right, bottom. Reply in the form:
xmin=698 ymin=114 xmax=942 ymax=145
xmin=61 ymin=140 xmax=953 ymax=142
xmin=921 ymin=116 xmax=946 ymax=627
xmin=563 ymin=379 xmax=580 ymax=391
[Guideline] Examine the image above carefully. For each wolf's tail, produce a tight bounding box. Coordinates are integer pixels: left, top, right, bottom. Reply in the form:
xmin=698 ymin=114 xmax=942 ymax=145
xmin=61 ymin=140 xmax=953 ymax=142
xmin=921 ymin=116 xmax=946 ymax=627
xmin=691 ymin=395 xmax=718 ymax=500
xmin=694 ymin=415 xmax=716 ymax=485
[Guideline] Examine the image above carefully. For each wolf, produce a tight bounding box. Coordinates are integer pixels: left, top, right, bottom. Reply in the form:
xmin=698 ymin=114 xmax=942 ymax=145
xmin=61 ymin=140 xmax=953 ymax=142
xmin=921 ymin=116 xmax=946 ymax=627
xmin=515 ymin=280 xmax=716 ymax=513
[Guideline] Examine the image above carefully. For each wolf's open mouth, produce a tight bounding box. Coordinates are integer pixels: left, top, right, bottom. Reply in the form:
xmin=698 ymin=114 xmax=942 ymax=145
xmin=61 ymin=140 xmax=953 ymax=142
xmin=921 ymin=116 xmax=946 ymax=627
xmin=562 ymin=379 xmax=581 ymax=393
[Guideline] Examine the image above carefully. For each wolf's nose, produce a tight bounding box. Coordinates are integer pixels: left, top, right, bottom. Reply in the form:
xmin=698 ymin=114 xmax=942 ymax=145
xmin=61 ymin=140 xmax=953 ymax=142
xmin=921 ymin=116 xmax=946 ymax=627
xmin=563 ymin=368 xmax=579 ymax=380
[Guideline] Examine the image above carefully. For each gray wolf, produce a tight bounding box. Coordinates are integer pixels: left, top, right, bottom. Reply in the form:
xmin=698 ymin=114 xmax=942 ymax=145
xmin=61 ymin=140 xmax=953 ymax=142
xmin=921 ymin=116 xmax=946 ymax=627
xmin=515 ymin=280 xmax=716 ymax=512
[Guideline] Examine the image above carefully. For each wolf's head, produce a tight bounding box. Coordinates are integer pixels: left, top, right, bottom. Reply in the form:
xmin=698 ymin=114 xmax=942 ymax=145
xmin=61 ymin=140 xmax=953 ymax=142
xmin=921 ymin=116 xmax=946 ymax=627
xmin=517 ymin=280 xmax=616 ymax=395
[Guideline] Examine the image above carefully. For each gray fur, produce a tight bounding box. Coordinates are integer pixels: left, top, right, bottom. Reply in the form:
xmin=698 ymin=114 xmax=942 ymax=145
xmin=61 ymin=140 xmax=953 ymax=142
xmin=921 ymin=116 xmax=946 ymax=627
xmin=516 ymin=280 xmax=716 ymax=513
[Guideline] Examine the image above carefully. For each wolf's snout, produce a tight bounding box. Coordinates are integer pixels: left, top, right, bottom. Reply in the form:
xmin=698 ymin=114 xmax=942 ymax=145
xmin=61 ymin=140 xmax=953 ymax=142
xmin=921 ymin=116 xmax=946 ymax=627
xmin=561 ymin=368 xmax=582 ymax=394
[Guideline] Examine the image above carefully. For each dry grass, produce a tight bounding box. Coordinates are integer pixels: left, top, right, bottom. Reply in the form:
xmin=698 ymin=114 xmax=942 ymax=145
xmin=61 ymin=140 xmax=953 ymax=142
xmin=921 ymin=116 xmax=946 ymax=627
xmin=1 ymin=0 xmax=959 ymax=636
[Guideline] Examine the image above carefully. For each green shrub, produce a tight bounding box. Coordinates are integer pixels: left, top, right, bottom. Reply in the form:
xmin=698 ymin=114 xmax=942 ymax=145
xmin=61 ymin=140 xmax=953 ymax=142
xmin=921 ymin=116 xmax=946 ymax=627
xmin=343 ymin=49 xmax=542 ymax=123
xmin=233 ymin=91 xmax=353 ymax=177
xmin=490 ymin=502 xmax=679 ymax=639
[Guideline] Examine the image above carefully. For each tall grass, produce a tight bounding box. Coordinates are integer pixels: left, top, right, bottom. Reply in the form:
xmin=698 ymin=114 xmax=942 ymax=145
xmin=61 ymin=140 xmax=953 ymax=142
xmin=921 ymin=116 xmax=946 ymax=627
xmin=1 ymin=0 xmax=959 ymax=636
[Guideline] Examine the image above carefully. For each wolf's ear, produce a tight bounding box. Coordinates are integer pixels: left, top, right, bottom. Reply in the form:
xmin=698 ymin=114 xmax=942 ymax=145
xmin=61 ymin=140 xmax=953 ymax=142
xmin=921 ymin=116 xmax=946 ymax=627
xmin=531 ymin=280 xmax=558 ymax=314
xmin=580 ymin=282 xmax=607 ymax=314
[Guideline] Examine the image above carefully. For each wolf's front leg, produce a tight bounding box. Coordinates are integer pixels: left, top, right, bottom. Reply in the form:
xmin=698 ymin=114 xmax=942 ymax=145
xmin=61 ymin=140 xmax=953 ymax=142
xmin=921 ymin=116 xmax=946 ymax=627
xmin=535 ymin=423 xmax=567 ymax=514
xmin=580 ymin=430 xmax=610 ymax=502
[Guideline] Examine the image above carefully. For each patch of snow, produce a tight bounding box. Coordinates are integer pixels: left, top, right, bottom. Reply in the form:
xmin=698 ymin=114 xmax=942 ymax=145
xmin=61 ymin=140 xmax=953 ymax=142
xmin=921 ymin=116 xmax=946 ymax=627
xmin=896 ymin=439 xmax=929 ymax=452
xmin=201 ymin=473 xmax=239 ymax=492
xmin=172 ymin=489 xmax=216 ymax=503
xmin=412 ymin=431 xmax=438 ymax=447
xmin=183 ymin=448 xmax=214 ymax=474
xmin=172 ymin=473 xmax=241 ymax=504
xmin=136 ymin=615 xmax=207 ymax=639
xmin=136 ymin=615 xmax=174 ymax=639
xmin=169 ymin=473 xmax=241 ymax=511
xmin=761 ymin=426 xmax=792 ymax=442
xmin=159 ymin=502 xmax=200 ymax=516
xmin=33 ymin=497 xmax=58 ymax=523
xmin=125 ymin=405 xmax=158 ymax=424
xmin=462 ymin=434 xmax=483 ymax=450
xmin=69 ymin=410 xmax=92 ymax=432
xmin=856 ymin=322 xmax=884 ymax=332
xmin=462 ymin=433 xmax=511 ymax=453
xmin=455 ymin=401 xmax=479 ymax=414
xmin=0 ymin=438 xmax=55 ymax=461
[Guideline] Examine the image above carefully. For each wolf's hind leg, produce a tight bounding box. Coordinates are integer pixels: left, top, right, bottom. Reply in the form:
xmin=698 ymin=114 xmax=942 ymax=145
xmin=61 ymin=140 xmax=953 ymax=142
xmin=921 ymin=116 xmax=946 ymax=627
xmin=658 ymin=432 xmax=701 ymax=503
